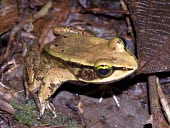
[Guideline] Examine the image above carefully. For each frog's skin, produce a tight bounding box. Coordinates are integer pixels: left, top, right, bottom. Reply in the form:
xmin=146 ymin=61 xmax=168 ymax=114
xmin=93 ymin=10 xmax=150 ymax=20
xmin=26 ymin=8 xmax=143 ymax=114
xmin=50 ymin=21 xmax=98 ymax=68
xmin=25 ymin=27 xmax=138 ymax=117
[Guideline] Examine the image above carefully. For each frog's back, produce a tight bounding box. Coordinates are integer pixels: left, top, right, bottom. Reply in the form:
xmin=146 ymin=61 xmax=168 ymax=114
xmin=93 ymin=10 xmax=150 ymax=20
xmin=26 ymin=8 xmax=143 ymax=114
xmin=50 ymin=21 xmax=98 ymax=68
xmin=44 ymin=33 xmax=109 ymax=65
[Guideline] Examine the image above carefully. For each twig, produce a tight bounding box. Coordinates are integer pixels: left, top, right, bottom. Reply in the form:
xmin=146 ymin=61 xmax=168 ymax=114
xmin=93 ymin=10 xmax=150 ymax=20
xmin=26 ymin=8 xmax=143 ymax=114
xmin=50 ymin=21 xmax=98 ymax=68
xmin=73 ymin=8 xmax=129 ymax=15
xmin=156 ymin=77 xmax=170 ymax=124
xmin=120 ymin=0 xmax=134 ymax=38
xmin=146 ymin=75 xmax=170 ymax=128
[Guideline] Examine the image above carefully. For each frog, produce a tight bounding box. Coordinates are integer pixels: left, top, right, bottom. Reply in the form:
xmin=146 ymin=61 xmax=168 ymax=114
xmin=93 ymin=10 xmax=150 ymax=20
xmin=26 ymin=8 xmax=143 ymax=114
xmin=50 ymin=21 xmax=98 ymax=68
xmin=25 ymin=26 xmax=138 ymax=117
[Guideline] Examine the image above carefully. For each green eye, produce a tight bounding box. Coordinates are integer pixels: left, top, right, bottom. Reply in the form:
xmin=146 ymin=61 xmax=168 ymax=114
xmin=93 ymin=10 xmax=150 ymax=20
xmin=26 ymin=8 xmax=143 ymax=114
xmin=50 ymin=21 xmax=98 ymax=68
xmin=96 ymin=65 xmax=112 ymax=77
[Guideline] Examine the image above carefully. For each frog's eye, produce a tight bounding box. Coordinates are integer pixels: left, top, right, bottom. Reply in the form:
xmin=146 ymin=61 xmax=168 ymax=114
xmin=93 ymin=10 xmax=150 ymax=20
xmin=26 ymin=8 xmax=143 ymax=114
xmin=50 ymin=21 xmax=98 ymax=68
xmin=96 ymin=65 xmax=112 ymax=77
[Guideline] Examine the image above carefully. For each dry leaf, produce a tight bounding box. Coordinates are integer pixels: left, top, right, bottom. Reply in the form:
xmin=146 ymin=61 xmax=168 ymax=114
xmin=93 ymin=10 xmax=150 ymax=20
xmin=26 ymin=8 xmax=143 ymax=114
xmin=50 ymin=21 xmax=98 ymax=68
xmin=129 ymin=0 xmax=170 ymax=74
xmin=0 ymin=0 xmax=18 ymax=35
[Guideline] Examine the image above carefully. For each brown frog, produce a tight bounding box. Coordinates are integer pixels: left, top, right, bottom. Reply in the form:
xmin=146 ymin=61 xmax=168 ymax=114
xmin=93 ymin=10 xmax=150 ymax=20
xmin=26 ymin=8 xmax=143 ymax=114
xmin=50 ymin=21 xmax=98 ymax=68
xmin=25 ymin=27 xmax=138 ymax=117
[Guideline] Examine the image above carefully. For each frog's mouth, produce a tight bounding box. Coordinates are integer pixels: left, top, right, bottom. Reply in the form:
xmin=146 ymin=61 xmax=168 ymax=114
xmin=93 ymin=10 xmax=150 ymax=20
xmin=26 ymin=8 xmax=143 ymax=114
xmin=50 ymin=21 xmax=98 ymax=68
xmin=74 ymin=64 xmax=136 ymax=83
xmin=112 ymin=66 xmax=134 ymax=72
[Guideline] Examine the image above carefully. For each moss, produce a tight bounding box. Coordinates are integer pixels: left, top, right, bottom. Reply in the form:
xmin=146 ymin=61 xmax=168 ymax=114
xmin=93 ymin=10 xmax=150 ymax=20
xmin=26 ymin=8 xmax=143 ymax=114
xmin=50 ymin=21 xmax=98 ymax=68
xmin=11 ymin=98 xmax=40 ymax=126
xmin=67 ymin=121 xmax=79 ymax=128
xmin=11 ymin=97 xmax=79 ymax=127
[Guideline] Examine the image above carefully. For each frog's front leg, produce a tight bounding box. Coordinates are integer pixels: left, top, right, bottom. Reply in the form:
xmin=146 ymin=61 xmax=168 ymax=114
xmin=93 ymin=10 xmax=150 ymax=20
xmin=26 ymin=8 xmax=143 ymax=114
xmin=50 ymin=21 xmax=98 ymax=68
xmin=38 ymin=68 xmax=76 ymax=117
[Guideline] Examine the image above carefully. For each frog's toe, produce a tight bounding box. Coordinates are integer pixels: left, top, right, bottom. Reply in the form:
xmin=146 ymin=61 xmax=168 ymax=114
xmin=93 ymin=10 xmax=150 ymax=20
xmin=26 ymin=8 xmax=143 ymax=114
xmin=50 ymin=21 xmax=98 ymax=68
xmin=46 ymin=102 xmax=57 ymax=118
xmin=39 ymin=101 xmax=57 ymax=118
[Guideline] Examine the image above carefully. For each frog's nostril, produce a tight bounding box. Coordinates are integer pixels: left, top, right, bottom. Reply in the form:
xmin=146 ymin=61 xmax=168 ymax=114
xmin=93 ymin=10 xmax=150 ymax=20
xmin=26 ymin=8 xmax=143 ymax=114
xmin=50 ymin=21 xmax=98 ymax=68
xmin=54 ymin=43 xmax=58 ymax=47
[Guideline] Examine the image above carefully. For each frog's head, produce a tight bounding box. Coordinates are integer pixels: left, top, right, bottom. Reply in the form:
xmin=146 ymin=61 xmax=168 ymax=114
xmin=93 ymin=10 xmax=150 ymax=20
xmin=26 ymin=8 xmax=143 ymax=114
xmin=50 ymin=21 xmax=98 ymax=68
xmin=76 ymin=37 xmax=138 ymax=83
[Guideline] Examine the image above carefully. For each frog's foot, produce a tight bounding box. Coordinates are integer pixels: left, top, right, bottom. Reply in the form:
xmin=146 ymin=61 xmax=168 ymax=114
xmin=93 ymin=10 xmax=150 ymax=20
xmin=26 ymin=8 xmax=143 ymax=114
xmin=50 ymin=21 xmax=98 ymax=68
xmin=39 ymin=101 xmax=57 ymax=118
